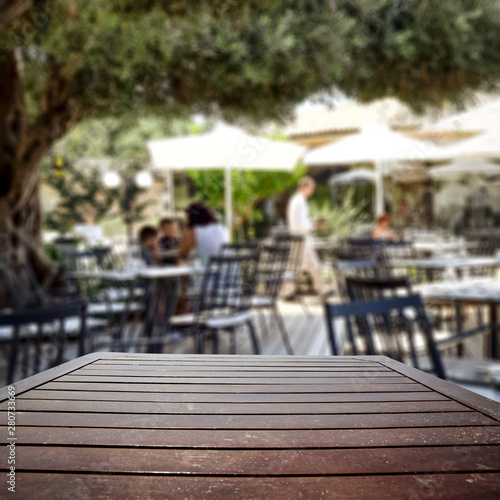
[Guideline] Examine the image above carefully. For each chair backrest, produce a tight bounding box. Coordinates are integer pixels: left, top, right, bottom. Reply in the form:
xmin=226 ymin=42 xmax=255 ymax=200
xmin=61 ymin=250 xmax=103 ymax=273
xmin=272 ymin=233 xmax=304 ymax=273
xmin=199 ymin=251 xmax=260 ymax=316
xmin=0 ymin=300 xmax=87 ymax=384
xmin=220 ymin=241 xmax=260 ymax=258
xmin=91 ymin=247 xmax=115 ymax=269
xmin=256 ymin=244 xmax=291 ymax=299
xmin=334 ymin=256 xmax=384 ymax=298
xmin=346 ymin=275 xmax=412 ymax=302
xmin=324 ymin=294 xmax=446 ymax=379
xmin=345 ymin=237 xmax=376 ymax=257
xmin=374 ymin=240 xmax=417 ymax=264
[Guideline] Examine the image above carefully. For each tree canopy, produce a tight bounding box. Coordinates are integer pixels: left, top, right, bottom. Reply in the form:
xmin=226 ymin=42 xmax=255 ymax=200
xmin=41 ymin=116 xmax=194 ymax=232
xmin=3 ymin=1 xmax=500 ymax=127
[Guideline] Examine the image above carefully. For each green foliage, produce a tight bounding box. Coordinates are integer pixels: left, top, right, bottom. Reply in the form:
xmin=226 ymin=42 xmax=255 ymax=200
xmin=335 ymin=0 xmax=500 ymax=112
xmin=310 ymin=187 xmax=370 ymax=239
xmin=42 ymin=242 xmax=60 ymax=263
xmin=188 ymin=165 xmax=306 ymax=229
xmin=2 ymin=0 xmax=500 ymax=130
xmin=42 ymin=116 xmax=183 ymax=232
xmin=44 ymin=160 xmax=118 ymax=232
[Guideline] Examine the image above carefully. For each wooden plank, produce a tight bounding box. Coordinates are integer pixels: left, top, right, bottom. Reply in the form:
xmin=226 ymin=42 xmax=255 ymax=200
xmin=377 ymin=358 xmax=500 ymax=421
xmin=3 ymin=353 xmax=500 ymax=499
xmin=73 ymin=369 xmax=395 ymax=378
xmin=36 ymin=381 xmax=441 ymax=393
xmin=92 ymin=360 xmax=377 ymax=368
xmin=13 ymin=473 xmax=500 ymax=500
xmin=17 ymin=426 xmax=500 ymax=448
xmin=8 ymin=411 xmax=493 ymax=429
xmin=0 ymin=354 xmax=99 ymax=401
xmin=78 ymin=365 xmax=391 ymax=373
xmin=17 ymin=389 xmax=446 ymax=403
xmin=0 ymin=399 xmax=467 ymax=414
xmin=3 ymin=445 xmax=499 ymax=475
xmin=92 ymin=357 xmax=375 ymax=364
xmin=54 ymin=375 xmax=406 ymax=384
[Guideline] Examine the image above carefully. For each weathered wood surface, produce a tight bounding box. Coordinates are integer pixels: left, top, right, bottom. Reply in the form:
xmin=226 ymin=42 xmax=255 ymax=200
xmin=1 ymin=353 xmax=499 ymax=499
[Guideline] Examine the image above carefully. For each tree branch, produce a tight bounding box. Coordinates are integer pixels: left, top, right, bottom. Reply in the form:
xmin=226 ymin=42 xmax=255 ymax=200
xmin=0 ymin=0 xmax=31 ymax=25
xmin=0 ymin=52 xmax=27 ymax=198
xmin=12 ymin=68 xmax=77 ymax=212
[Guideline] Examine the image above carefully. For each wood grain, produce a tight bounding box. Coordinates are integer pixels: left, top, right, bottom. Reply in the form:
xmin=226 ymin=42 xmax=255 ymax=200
xmin=3 ymin=353 xmax=500 ymax=499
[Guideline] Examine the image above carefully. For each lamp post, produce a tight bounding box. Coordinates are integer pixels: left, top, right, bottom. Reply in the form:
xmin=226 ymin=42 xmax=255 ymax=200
xmin=102 ymin=169 xmax=153 ymax=243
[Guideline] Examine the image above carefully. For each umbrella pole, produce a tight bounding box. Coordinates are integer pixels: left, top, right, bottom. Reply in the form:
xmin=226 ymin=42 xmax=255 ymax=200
xmin=375 ymin=162 xmax=385 ymax=216
xmin=225 ymin=166 xmax=233 ymax=241
xmin=165 ymin=169 xmax=175 ymax=217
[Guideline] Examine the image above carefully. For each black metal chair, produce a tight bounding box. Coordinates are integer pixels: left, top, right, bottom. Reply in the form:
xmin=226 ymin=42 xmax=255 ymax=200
xmin=252 ymin=244 xmax=294 ymax=354
xmin=333 ymin=254 xmax=384 ymax=299
xmin=0 ymin=300 xmax=87 ymax=384
xmin=374 ymin=240 xmax=417 ymax=261
xmin=324 ymin=294 xmax=446 ymax=379
xmin=345 ymin=275 xmax=413 ymax=302
xmin=86 ymin=273 xmax=178 ymax=354
xmin=60 ymin=248 xmax=150 ymax=352
xmin=220 ymin=241 xmax=260 ymax=257
xmin=170 ymin=251 xmax=261 ymax=354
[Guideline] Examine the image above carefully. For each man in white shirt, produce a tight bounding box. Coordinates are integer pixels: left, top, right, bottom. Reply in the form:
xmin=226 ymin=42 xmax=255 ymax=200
xmin=286 ymin=176 xmax=326 ymax=298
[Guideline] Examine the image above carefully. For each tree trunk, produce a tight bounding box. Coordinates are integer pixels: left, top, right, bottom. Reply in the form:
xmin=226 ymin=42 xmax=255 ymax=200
xmin=0 ymin=0 xmax=31 ymax=25
xmin=0 ymin=51 xmax=73 ymax=307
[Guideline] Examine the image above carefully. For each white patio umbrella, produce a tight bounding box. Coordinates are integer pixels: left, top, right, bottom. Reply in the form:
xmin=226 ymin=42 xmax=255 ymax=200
xmin=427 ymin=98 xmax=500 ymax=134
xmin=429 ymin=160 xmax=500 ymax=181
xmin=147 ymin=124 xmax=305 ymax=236
xmin=328 ymin=168 xmax=376 ymax=185
xmin=435 ymin=131 xmax=500 ymax=161
xmin=304 ymin=124 xmax=445 ymax=215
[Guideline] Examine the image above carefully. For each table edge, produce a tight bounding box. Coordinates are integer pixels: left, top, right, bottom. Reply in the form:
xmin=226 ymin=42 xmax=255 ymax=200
xmin=376 ymin=357 xmax=500 ymax=421
xmin=1 ymin=354 xmax=499 ymax=420
xmin=0 ymin=352 xmax=110 ymax=399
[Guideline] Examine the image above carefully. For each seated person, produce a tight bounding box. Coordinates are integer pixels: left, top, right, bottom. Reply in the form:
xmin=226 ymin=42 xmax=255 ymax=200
xmin=372 ymin=213 xmax=399 ymax=241
xmin=178 ymin=202 xmax=228 ymax=266
xmin=158 ymin=217 xmax=180 ymax=251
xmin=138 ymin=225 xmax=161 ymax=266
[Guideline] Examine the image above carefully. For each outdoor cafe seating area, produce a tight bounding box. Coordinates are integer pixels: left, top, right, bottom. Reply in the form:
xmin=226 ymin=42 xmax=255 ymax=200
xmin=2 ymin=229 xmax=500 ymax=397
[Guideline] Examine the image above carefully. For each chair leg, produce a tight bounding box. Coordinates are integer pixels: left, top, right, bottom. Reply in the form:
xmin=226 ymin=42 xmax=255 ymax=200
xmin=257 ymin=309 xmax=269 ymax=338
xmin=212 ymin=329 xmax=219 ymax=354
xmin=229 ymin=328 xmax=237 ymax=355
xmin=246 ymin=319 xmax=261 ymax=355
xmin=272 ymin=305 xmax=293 ymax=355
xmin=7 ymin=328 xmax=20 ymax=385
xmin=194 ymin=325 xmax=204 ymax=354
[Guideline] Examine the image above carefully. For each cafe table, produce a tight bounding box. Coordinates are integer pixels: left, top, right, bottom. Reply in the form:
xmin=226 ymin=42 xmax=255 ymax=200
xmin=71 ymin=266 xmax=197 ymax=353
xmin=1 ymin=353 xmax=499 ymax=499
xmin=416 ymin=277 xmax=500 ymax=359
xmin=391 ymin=256 xmax=499 ymax=273
xmin=71 ymin=264 xmax=197 ymax=282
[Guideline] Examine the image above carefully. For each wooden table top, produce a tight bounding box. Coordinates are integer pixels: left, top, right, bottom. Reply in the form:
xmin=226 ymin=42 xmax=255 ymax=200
xmin=1 ymin=354 xmax=500 ymax=499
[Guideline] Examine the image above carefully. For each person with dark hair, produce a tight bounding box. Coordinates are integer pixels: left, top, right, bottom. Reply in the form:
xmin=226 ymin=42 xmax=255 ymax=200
xmin=178 ymin=202 xmax=228 ymax=266
xmin=372 ymin=213 xmax=399 ymax=240
xmin=138 ymin=225 xmax=161 ymax=266
xmin=158 ymin=217 xmax=180 ymax=251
